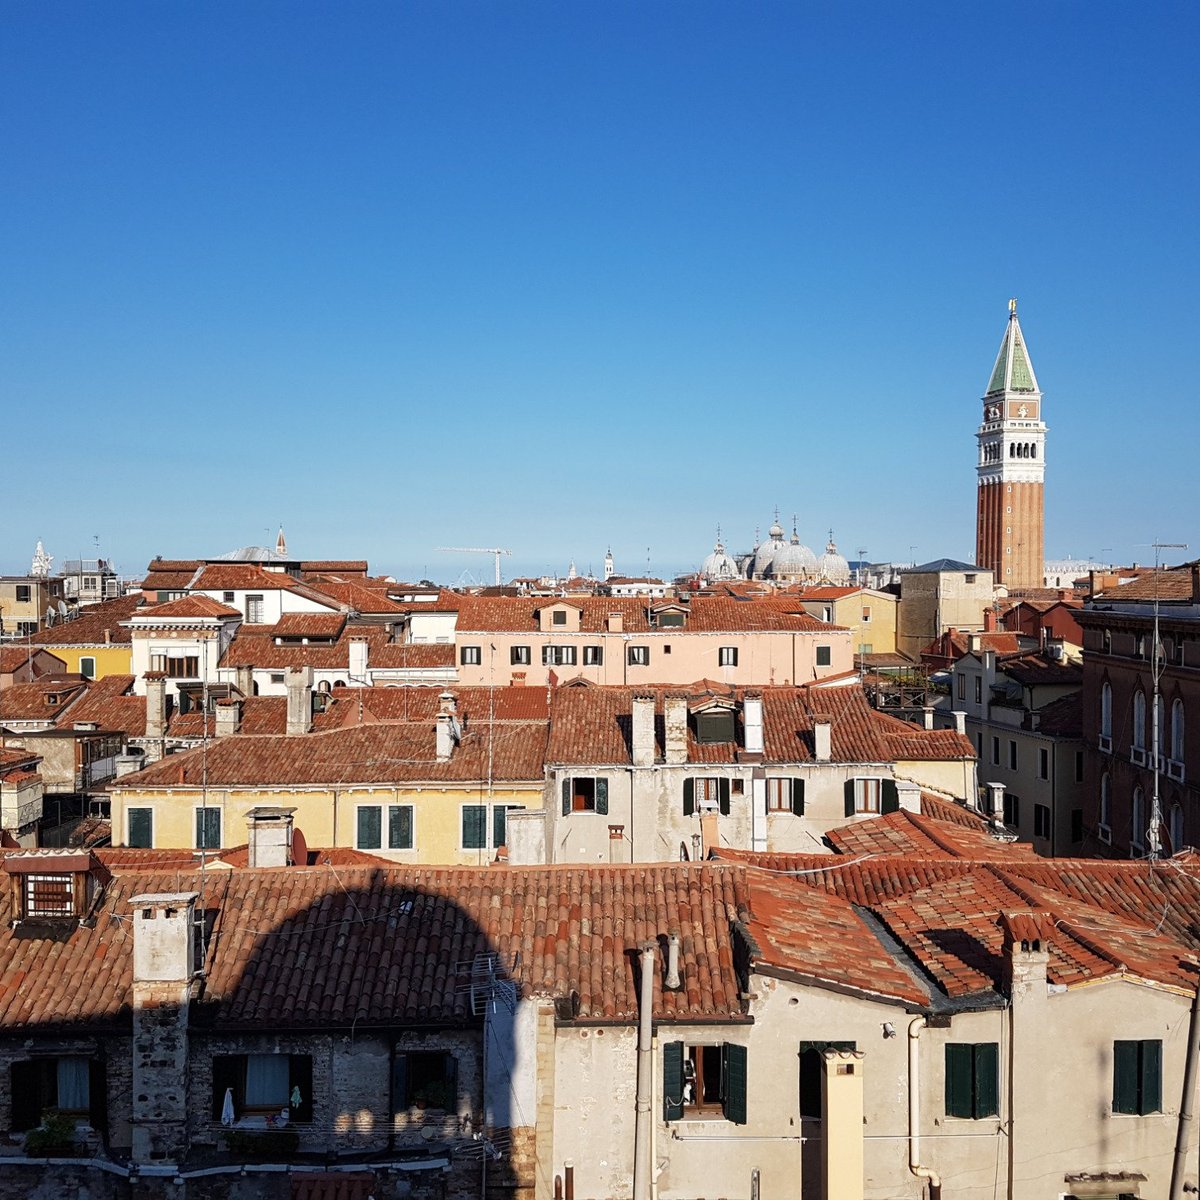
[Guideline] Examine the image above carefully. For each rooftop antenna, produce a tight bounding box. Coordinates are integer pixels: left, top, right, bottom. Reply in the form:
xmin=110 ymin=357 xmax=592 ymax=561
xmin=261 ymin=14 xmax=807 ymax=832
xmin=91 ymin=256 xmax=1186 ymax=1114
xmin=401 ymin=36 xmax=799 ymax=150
xmin=1148 ymin=541 xmax=1187 ymax=858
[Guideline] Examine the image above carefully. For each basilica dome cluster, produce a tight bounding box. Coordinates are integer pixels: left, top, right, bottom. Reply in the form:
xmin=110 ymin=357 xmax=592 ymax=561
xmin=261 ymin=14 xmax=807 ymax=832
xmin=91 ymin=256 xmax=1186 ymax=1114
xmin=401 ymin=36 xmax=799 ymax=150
xmin=699 ymin=516 xmax=852 ymax=586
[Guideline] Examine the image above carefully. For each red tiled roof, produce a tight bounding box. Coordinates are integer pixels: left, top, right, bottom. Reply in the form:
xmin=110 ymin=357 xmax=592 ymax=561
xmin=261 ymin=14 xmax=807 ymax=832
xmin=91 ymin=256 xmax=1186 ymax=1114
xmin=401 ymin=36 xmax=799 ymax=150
xmin=166 ymin=696 xmax=288 ymax=738
xmin=222 ymin=624 xmax=453 ymax=672
xmin=1 ymin=747 xmax=43 ymax=770
xmin=299 ymin=561 xmax=370 ymax=574
xmin=191 ymin=564 xmax=306 ymax=592
xmin=271 ymin=612 xmax=349 ymax=639
xmin=0 ymin=646 xmax=65 ymax=673
xmin=1096 ymin=567 xmax=1198 ymax=602
xmin=0 ymin=679 xmax=89 ymax=721
xmin=995 ymin=651 xmax=1083 ymax=687
xmin=314 ymin=686 xmax=548 ymax=730
xmin=827 ymin=809 xmax=1036 ymax=859
xmin=130 ymin=595 xmax=241 ymax=620
xmin=51 ymin=675 xmax=146 ymax=737
xmin=306 ymin=581 xmax=407 ymax=615
xmin=29 ymin=595 xmax=141 ymax=647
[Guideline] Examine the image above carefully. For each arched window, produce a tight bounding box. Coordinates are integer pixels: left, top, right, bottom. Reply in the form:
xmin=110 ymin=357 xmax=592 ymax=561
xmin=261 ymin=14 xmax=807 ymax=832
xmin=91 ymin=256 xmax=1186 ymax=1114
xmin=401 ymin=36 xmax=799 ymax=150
xmin=1102 ymin=629 xmax=1112 ymax=655
xmin=1172 ymin=698 xmax=1185 ymax=762
xmin=1169 ymin=804 xmax=1185 ymax=855
xmin=1131 ymin=787 xmax=1146 ymax=855
xmin=1132 ymin=691 xmax=1146 ymax=750
xmin=1009 ymin=443 xmax=1015 ymax=458
xmin=1030 ymin=444 xmax=1037 ymax=459
xmin=1099 ymin=773 xmax=1112 ymax=839
xmin=1101 ymin=682 xmax=1113 ymax=741
xmin=317 ymin=680 xmax=332 ymax=694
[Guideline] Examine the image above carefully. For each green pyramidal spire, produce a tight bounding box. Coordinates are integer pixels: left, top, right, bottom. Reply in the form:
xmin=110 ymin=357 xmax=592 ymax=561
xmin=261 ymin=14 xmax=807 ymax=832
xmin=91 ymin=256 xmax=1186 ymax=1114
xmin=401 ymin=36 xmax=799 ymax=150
xmin=985 ymin=299 xmax=1040 ymax=396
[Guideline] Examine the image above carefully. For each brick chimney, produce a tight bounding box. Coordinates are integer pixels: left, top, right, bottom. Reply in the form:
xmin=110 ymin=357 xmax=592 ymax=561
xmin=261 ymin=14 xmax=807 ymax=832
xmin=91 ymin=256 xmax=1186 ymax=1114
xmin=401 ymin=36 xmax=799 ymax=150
xmin=812 ymin=715 xmax=832 ymax=763
xmin=983 ymin=608 xmax=997 ymax=632
xmin=235 ymin=663 xmax=254 ymax=698
xmin=631 ymin=694 xmax=656 ymax=767
xmin=285 ymin=666 xmax=313 ymax=736
xmin=129 ymin=891 xmax=198 ymax=1164
xmin=663 ymin=697 xmax=688 ymax=764
xmin=214 ymin=698 xmax=241 ymax=738
xmin=246 ymin=806 xmax=295 ymax=867
xmin=742 ymin=692 xmax=764 ymax=755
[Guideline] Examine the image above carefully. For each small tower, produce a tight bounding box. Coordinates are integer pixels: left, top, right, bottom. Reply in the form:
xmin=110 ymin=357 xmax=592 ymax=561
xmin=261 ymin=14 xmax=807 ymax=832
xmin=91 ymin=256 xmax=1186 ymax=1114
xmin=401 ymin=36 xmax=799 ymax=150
xmin=604 ymin=548 xmax=615 ymax=581
xmin=30 ymin=540 xmax=52 ymax=578
xmin=275 ymin=525 xmax=288 ymax=558
xmin=975 ymin=300 xmax=1047 ymax=591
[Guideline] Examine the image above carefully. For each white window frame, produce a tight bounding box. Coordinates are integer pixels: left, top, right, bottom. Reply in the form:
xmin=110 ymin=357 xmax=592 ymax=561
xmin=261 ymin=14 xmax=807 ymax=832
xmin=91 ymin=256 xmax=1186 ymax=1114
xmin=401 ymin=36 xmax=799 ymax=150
xmin=854 ymin=778 xmax=882 ymax=814
xmin=718 ymin=647 xmax=738 ymax=668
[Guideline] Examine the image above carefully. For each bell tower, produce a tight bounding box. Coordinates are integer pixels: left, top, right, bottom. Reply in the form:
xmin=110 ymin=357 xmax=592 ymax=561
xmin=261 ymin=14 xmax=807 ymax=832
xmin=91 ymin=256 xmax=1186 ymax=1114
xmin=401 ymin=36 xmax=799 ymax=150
xmin=975 ymin=300 xmax=1046 ymax=591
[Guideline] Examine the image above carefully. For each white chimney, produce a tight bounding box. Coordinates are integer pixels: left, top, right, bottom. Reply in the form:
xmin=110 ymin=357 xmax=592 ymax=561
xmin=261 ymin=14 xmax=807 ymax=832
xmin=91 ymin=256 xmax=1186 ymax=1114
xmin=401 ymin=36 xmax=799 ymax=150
xmin=664 ymin=697 xmax=688 ymax=765
xmin=436 ymin=712 xmax=458 ymax=762
xmin=921 ymin=706 xmax=934 ymax=731
xmin=214 ymin=699 xmax=241 ymax=737
xmin=743 ymin=693 xmax=764 ymax=754
xmin=439 ymin=690 xmax=459 ymax=716
xmin=246 ymin=806 xmax=295 ymax=868
xmin=130 ymin=892 xmax=198 ymax=985
xmin=813 ymin=716 xmax=832 ymax=763
xmin=609 ymin=824 xmax=626 ymax=864
xmin=349 ymin=636 xmax=369 ymax=682
xmin=665 ymin=932 xmax=682 ymax=990
xmin=631 ymin=694 xmax=656 ymax=767
xmin=985 ymin=781 xmax=1005 ymax=823
xmin=145 ymin=675 xmax=168 ymax=742
xmin=952 ymin=710 xmax=967 ymax=735
xmin=285 ymin=666 xmax=313 ymax=736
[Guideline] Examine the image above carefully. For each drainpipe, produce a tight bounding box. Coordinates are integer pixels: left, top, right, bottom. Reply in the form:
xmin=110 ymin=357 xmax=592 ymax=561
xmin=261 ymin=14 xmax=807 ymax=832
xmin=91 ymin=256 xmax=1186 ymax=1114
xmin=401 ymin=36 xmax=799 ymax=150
xmin=908 ymin=1017 xmax=942 ymax=1199
xmin=633 ymin=943 xmax=655 ymax=1200
xmin=650 ymin=1032 xmax=660 ymax=1200
xmin=1169 ymin=974 xmax=1200 ymax=1200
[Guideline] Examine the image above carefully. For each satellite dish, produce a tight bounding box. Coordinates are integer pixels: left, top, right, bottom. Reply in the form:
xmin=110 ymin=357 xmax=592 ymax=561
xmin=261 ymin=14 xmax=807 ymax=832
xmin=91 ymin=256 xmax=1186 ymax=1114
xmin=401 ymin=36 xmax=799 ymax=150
xmin=45 ymin=608 xmax=56 ymax=626
xmin=291 ymin=826 xmax=308 ymax=867
xmin=57 ymin=601 xmax=69 ymax=616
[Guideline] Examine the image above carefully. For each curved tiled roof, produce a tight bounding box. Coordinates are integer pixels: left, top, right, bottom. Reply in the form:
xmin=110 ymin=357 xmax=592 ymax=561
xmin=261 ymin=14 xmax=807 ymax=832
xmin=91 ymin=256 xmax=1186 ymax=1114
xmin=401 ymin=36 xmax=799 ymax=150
xmin=30 ymin=595 xmax=141 ymax=646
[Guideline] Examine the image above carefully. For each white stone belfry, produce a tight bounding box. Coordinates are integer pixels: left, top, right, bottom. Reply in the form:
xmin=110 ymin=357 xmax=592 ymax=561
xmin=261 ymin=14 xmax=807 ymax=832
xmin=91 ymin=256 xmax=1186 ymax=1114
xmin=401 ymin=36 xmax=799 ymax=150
xmin=30 ymin=540 xmax=52 ymax=578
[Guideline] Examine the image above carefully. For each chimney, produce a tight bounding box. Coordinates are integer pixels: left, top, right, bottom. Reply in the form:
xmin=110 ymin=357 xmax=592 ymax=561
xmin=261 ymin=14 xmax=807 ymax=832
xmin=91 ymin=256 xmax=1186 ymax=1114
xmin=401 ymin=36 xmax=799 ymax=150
xmin=436 ymin=712 xmax=459 ymax=761
xmin=998 ymin=911 xmax=1052 ymax=999
xmin=631 ymin=694 xmax=656 ymax=767
xmin=214 ymin=698 xmax=241 ymax=738
xmin=968 ymin=632 xmax=982 ymax=654
xmin=812 ymin=715 xmax=832 ymax=763
xmin=664 ymin=697 xmax=688 ymax=764
xmin=246 ymin=806 xmax=295 ymax=868
xmin=985 ymin=781 xmax=1005 ymax=822
xmin=608 ymin=824 xmax=626 ymax=864
xmin=439 ymin=690 xmax=458 ymax=716
xmin=607 ymin=611 xmax=624 ymax=633
xmin=921 ymin=705 xmax=934 ymax=730
xmin=699 ymin=810 xmax=720 ymax=857
xmin=665 ymin=932 xmax=682 ymax=990
xmin=821 ymin=1048 xmax=866 ymax=1199
xmin=129 ymin=891 xmax=198 ymax=1164
xmin=235 ymin=663 xmax=254 ymax=698
xmin=349 ymin=635 xmax=369 ymax=682
xmin=103 ymin=627 xmax=112 ymax=645
xmin=983 ymin=608 xmax=997 ymax=632
xmin=145 ymin=674 xmax=168 ymax=742
xmin=285 ymin=665 xmax=313 ymax=736
xmin=743 ymin=692 xmax=764 ymax=754
xmin=951 ymin=710 xmax=966 ymax=735
xmin=895 ymin=779 xmax=921 ymax=812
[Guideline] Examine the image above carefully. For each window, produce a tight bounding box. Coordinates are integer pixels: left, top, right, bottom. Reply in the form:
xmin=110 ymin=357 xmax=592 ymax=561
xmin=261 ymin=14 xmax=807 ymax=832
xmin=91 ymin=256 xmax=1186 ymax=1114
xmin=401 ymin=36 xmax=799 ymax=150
xmin=662 ymin=1042 xmax=747 ymax=1124
xmin=1038 ymin=747 xmax=1049 ymax=780
xmin=211 ymin=1055 xmax=313 ymax=1124
xmin=150 ymin=654 xmax=200 ymax=678
xmin=861 ymin=606 xmax=871 ymax=623
xmin=945 ymin=1043 xmax=998 ymax=1119
xmin=1131 ymin=787 xmax=1145 ymax=855
xmin=23 ymin=874 xmax=74 ymax=918
xmin=1099 ymin=773 xmax=1112 ymax=843
xmin=246 ymin=595 xmax=265 ymax=624
xmin=561 ymin=777 xmax=609 ymax=815
xmin=627 ymin=645 xmax=650 ymax=666
xmin=815 ymin=645 xmax=831 ymax=667
xmin=551 ymin=609 xmax=567 ymax=626
xmin=1171 ymin=699 xmax=1185 ymax=764
xmin=1003 ymin=793 xmax=1020 ymax=828
xmin=128 ymin=808 xmax=153 ymax=849
xmin=956 ymin=673 xmax=966 ymax=700
xmin=510 ymin=645 xmax=531 ymax=666
xmin=1102 ymin=629 xmax=1112 ymax=655
xmin=543 ymin=645 xmax=577 ymax=666
xmin=1135 ymin=633 xmax=1147 ymax=659
xmin=799 ymin=1041 xmax=855 ymax=1118
xmin=462 ymin=804 xmax=487 ymax=849
xmin=270 ymin=672 xmax=285 ymax=685
xmin=964 ymin=574 xmax=977 ymax=584
xmin=1034 ymin=803 xmax=1051 ymax=839
xmin=844 ymin=778 xmax=898 ymax=816
xmin=1008 ymin=740 xmax=1018 ymax=770
xmin=492 ymin=804 xmax=519 ymax=850
xmin=657 ymin=612 xmax=685 ymax=628
xmin=1132 ymin=691 xmax=1147 ymax=751
xmin=695 ymin=710 xmax=735 ymax=744
xmin=684 ymin=777 xmax=731 ymax=816
xmin=1071 ymin=808 xmax=1083 ymax=844
xmin=991 ymin=736 xmax=1000 ymax=765
xmin=1169 ymin=804 xmax=1184 ymax=854
xmin=15 ymin=585 xmax=32 ymax=603
xmin=79 ymin=656 xmax=96 ymax=679
xmin=10 ymin=1057 xmax=102 ymax=1131
xmin=583 ymin=645 xmax=603 ymax=666
xmin=1112 ymin=1040 xmax=1161 ymax=1115
xmin=1100 ymin=681 xmax=1113 ymax=748
xmin=223 ymin=591 xmax=235 ymax=603
xmin=195 ymin=807 xmax=221 ymax=850
xmin=974 ymin=676 xmax=982 ymax=704
xmin=718 ymin=647 xmax=738 ymax=668
xmin=394 ymin=1051 xmax=458 ymax=1112
xmin=821 ymin=606 xmax=833 ymax=622
xmin=357 ymin=805 xmax=414 ymax=851
xmin=460 ymin=645 xmax=482 ymax=666
xmin=766 ymin=778 xmax=804 ymax=815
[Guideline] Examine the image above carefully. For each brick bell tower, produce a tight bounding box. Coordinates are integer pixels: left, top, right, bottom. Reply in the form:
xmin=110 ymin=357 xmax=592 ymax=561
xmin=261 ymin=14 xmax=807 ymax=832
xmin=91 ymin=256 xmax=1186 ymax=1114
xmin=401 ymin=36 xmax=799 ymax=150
xmin=976 ymin=299 xmax=1046 ymax=591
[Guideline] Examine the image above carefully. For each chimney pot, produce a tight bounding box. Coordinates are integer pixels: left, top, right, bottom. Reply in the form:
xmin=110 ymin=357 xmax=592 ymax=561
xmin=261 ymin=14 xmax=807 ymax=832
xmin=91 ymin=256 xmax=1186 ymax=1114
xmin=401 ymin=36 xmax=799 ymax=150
xmin=665 ymin=932 xmax=682 ymax=990
xmin=608 ymin=824 xmax=625 ymax=863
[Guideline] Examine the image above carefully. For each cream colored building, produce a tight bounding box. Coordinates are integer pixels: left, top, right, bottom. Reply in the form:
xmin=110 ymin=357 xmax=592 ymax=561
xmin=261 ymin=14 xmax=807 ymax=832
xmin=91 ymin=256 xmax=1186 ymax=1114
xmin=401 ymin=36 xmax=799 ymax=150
xmin=788 ymin=586 xmax=898 ymax=656
xmin=897 ymin=559 xmax=995 ymax=660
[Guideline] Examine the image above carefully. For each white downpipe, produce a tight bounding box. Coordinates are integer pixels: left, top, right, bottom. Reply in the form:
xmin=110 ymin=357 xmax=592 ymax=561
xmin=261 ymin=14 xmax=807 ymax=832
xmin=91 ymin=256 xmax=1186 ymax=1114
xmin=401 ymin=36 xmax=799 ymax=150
xmin=908 ymin=1017 xmax=942 ymax=1194
xmin=650 ymin=1034 xmax=660 ymax=1200
xmin=633 ymin=944 xmax=656 ymax=1200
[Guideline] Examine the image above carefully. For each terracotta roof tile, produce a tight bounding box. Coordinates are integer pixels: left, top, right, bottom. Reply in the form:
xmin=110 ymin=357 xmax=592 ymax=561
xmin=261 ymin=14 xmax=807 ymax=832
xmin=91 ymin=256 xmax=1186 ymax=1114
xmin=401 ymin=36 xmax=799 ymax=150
xmin=29 ymin=595 xmax=142 ymax=647
xmin=131 ymin=595 xmax=241 ymax=620
xmin=222 ymin=624 xmax=453 ymax=671
xmin=271 ymin=612 xmax=349 ymax=638
xmin=0 ymin=679 xmax=89 ymax=721
xmin=0 ymin=646 xmax=65 ymax=672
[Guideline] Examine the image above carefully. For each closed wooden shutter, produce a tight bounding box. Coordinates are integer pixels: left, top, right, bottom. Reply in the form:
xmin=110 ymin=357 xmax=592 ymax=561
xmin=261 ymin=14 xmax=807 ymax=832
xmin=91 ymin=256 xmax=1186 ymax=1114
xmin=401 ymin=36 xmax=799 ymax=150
xmin=683 ymin=779 xmax=695 ymax=817
xmin=1140 ymin=1040 xmax=1162 ymax=1113
xmin=662 ymin=1042 xmax=684 ymax=1121
xmin=492 ymin=806 xmax=508 ymax=849
xmin=791 ymin=779 xmax=805 ymax=817
xmin=882 ymin=779 xmax=900 ymax=814
xmin=392 ymin=1053 xmax=408 ymax=1111
xmin=1112 ymin=1040 xmax=1139 ymax=1114
xmin=945 ymin=1044 xmax=973 ymax=1118
xmin=128 ymin=808 xmax=153 ymax=849
xmin=844 ymin=779 xmax=856 ymax=817
xmin=596 ymin=778 xmax=609 ymax=815
xmin=722 ymin=1043 xmax=747 ymax=1124
xmin=463 ymin=806 xmax=486 ymax=850
xmin=973 ymin=1043 xmax=999 ymax=1117
xmin=562 ymin=778 xmax=571 ymax=816
xmin=389 ymin=805 xmax=413 ymax=850
xmin=718 ymin=779 xmax=731 ymax=816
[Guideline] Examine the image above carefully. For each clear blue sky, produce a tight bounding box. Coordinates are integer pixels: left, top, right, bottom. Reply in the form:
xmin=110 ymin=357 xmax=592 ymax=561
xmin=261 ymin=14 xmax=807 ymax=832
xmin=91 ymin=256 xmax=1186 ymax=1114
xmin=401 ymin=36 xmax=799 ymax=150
xmin=4 ymin=3 xmax=1197 ymax=583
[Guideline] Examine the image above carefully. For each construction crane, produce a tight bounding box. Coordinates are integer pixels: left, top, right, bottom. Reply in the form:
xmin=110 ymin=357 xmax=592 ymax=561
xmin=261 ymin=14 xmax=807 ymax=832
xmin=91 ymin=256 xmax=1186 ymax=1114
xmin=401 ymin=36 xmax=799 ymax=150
xmin=435 ymin=547 xmax=513 ymax=587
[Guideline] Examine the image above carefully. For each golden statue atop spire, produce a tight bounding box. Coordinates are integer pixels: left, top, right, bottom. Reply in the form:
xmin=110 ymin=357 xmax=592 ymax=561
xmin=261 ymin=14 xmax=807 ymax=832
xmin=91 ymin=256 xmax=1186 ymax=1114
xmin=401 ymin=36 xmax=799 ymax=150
xmin=1008 ymin=297 xmax=1018 ymax=315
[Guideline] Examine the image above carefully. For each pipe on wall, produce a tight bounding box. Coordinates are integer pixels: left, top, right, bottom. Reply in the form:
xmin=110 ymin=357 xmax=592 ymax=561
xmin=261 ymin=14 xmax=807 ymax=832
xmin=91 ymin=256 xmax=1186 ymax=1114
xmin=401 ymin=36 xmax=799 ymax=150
xmin=633 ymin=943 xmax=656 ymax=1200
xmin=1170 ymin=974 xmax=1200 ymax=1199
xmin=908 ymin=1017 xmax=943 ymax=1199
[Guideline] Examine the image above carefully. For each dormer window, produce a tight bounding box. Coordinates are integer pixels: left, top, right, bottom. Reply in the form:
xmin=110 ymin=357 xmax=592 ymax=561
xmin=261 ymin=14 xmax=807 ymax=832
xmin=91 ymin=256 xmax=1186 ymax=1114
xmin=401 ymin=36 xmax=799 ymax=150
xmin=3 ymin=851 xmax=106 ymax=923
xmin=24 ymin=875 xmax=73 ymax=918
xmin=695 ymin=709 xmax=735 ymax=744
xmin=552 ymin=610 xmax=567 ymax=626
xmin=657 ymin=612 xmax=685 ymax=628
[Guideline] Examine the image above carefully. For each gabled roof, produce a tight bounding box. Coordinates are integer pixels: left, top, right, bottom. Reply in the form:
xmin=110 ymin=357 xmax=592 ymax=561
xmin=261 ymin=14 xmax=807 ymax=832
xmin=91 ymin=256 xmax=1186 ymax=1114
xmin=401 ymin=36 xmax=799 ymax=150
xmin=28 ymin=595 xmax=142 ymax=648
xmin=0 ymin=646 xmax=66 ymax=673
xmin=0 ymin=679 xmax=89 ymax=721
xmin=1033 ymin=691 xmax=1082 ymax=737
xmin=1093 ymin=565 xmax=1199 ymax=603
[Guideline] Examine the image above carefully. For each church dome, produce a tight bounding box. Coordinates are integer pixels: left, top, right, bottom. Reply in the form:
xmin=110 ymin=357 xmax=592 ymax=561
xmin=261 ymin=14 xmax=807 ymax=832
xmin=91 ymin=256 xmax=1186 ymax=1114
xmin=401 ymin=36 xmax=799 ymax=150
xmin=815 ymin=532 xmax=852 ymax=585
xmin=701 ymin=536 xmax=740 ymax=582
xmin=751 ymin=516 xmax=787 ymax=578
xmin=766 ymin=525 xmax=817 ymax=581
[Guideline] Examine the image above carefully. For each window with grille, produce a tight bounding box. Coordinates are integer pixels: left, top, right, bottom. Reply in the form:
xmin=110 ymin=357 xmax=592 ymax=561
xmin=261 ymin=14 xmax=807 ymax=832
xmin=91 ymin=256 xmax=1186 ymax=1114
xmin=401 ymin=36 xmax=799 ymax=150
xmin=24 ymin=874 xmax=74 ymax=917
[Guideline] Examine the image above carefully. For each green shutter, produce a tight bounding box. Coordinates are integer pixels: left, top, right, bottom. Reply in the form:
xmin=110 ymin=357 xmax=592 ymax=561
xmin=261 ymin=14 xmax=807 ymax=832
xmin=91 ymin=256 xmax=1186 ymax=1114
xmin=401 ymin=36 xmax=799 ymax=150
xmin=882 ymin=779 xmax=900 ymax=814
xmin=791 ymin=779 xmax=805 ymax=817
xmin=1140 ymin=1040 xmax=1162 ymax=1114
xmin=973 ymin=1043 xmax=999 ymax=1118
xmin=389 ymin=805 xmax=413 ymax=850
xmin=562 ymin=778 xmax=571 ymax=816
xmin=683 ymin=778 xmax=695 ymax=817
xmin=844 ymin=779 xmax=856 ymax=817
xmin=289 ymin=1055 xmax=314 ymax=1123
xmin=663 ymin=1042 xmax=684 ymax=1121
xmin=463 ymin=805 xmax=486 ymax=850
xmin=596 ymin=778 xmax=609 ymax=815
xmin=945 ymin=1044 xmax=973 ymax=1118
xmin=1113 ymin=1041 xmax=1139 ymax=1113
xmin=719 ymin=779 xmax=731 ymax=816
xmin=357 ymin=806 xmax=381 ymax=850
xmin=492 ymin=805 xmax=507 ymax=849
xmin=723 ymin=1043 xmax=748 ymax=1125
xmin=128 ymin=808 xmax=153 ymax=849
xmin=196 ymin=807 xmax=221 ymax=850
